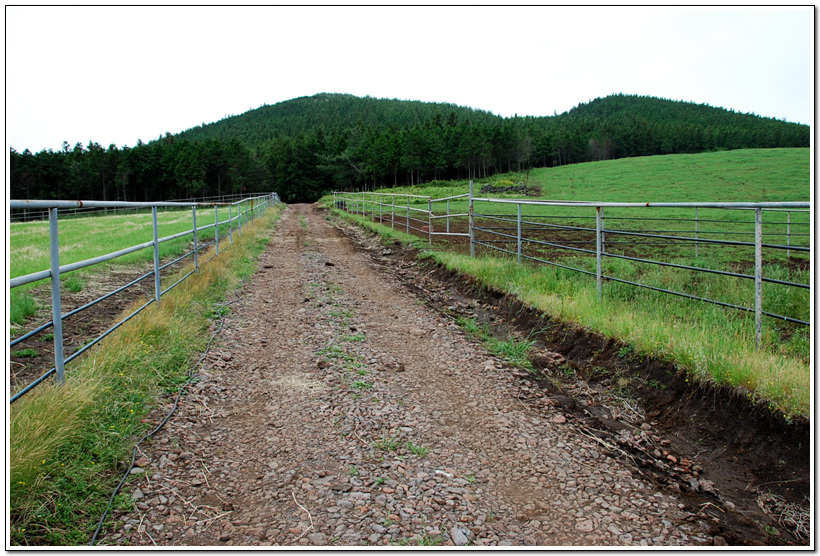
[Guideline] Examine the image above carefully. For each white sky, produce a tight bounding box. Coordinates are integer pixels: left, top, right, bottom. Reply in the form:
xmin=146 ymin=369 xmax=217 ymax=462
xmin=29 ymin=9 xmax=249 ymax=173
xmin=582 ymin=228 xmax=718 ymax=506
xmin=5 ymin=5 xmax=814 ymax=153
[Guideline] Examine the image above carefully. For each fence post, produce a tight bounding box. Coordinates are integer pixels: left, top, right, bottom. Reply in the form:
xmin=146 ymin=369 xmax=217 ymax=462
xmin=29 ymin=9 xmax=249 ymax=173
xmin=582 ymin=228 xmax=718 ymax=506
xmin=786 ymin=211 xmax=791 ymax=259
xmin=229 ymin=205 xmax=233 ymax=245
xmin=379 ymin=194 xmax=382 ymax=223
xmin=469 ymin=180 xmax=475 ymax=258
xmin=446 ymin=199 xmax=451 ymax=234
xmin=215 ymin=206 xmax=220 ymax=256
xmin=192 ymin=206 xmax=199 ymax=271
xmin=428 ymin=198 xmax=432 ymax=246
xmin=391 ymin=195 xmax=395 ymax=229
xmin=596 ymin=206 xmax=602 ymax=301
xmin=237 ymin=201 xmax=242 ymax=238
xmin=406 ymin=196 xmax=410 ymax=233
xmin=600 ymin=206 xmax=605 ymax=255
xmin=152 ymin=207 xmax=162 ymax=307
xmin=695 ymin=207 xmax=699 ymax=258
xmin=517 ymin=203 xmax=522 ymax=264
xmin=48 ymin=208 xmax=66 ymax=386
xmin=754 ymin=208 xmax=762 ymax=348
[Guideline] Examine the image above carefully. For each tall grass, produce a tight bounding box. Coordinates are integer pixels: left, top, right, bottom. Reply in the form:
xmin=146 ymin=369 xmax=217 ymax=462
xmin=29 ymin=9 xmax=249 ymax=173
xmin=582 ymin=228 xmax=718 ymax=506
xmin=430 ymin=251 xmax=809 ymax=418
xmin=9 ymin=205 xmax=281 ymax=546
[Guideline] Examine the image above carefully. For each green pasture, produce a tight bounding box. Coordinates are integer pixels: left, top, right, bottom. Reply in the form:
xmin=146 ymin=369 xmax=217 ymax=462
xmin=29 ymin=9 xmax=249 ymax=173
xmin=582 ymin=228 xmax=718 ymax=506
xmin=9 ymin=205 xmax=252 ymax=327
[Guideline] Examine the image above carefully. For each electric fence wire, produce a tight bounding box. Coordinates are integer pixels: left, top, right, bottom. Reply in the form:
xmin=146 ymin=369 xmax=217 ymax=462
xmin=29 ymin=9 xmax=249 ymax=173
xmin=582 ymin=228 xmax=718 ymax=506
xmin=89 ymin=288 xmax=244 ymax=546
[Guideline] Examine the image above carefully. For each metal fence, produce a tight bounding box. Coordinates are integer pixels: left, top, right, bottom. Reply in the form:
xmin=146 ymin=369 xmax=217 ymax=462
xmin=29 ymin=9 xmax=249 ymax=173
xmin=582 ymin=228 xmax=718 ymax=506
xmin=9 ymin=192 xmax=271 ymax=223
xmin=333 ymin=183 xmax=810 ymax=346
xmin=9 ymin=193 xmax=280 ymax=403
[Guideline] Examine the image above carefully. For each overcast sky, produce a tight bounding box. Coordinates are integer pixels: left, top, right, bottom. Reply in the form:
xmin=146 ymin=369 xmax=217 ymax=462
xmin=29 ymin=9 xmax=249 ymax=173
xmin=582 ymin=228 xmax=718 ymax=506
xmin=6 ymin=5 xmax=814 ymax=153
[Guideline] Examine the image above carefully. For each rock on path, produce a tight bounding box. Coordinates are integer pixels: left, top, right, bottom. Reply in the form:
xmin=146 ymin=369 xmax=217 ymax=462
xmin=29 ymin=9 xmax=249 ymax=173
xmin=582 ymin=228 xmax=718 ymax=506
xmin=107 ymin=204 xmax=713 ymax=547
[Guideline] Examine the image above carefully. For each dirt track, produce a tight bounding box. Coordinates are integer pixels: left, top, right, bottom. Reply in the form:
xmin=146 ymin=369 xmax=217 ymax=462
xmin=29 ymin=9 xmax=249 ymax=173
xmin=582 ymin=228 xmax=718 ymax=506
xmin=103 ymin=204 xmax=802 ymax=547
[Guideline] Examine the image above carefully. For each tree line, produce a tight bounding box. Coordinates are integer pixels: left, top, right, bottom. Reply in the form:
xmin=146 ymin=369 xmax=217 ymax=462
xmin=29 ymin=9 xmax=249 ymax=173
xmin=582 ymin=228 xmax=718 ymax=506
xmin=10 ymin=93 xmax=810 ymax=204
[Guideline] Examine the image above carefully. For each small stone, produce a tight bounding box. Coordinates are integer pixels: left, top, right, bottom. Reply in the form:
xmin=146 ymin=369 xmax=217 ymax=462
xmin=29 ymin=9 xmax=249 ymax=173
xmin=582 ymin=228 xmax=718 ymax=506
xmin=450 ymin=526 xmax=469 ymax=546
xmin=219 ymin=534 xmax=231 ymax=542
xmin=130 ymin=467 xmax=145 ymax=475
xmin=713 ymin=536 xmax=728 ymax=546
xmin=575 ymin=520 xmax=594 ymax=532
xmin=552 ymin=414 xmax=567 ymax=424
xmin=130 ymin=488 xmax=144 ymax=501
xmin=331 ymin=483 xmax=352 ymax=492
xmin=667 ymin=455 xmax=678 ymax=464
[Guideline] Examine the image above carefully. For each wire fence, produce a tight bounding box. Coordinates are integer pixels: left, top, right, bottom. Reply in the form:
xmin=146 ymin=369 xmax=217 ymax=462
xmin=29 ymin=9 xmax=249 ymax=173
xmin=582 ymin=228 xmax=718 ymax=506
xmin=8 ymin=193 xmax=280 ymax=403
xmin=333 ymin=184 xmax=810 ymax=346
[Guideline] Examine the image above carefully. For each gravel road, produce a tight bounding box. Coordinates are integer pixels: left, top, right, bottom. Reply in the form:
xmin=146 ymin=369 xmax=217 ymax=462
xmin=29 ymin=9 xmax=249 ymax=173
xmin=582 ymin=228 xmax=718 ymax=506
xmin=107 ymin=204 xmax=714 ymax=547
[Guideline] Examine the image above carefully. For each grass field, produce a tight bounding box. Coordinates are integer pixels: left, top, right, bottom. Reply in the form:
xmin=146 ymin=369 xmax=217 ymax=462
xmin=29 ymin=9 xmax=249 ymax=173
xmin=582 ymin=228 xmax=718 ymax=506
xmin=9 ymin=206 xmax=252 ymax=327
xmin=329 ymin=148 xmax=812 ymax=418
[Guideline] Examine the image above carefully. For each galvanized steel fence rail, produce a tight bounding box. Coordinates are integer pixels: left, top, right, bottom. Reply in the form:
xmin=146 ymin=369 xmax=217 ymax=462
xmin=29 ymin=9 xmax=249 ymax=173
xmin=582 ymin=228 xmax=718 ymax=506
xmin=9 ymin=193 xmax=280 ymax=403
xmin=333 ymin=183 xmax=810 ymax=346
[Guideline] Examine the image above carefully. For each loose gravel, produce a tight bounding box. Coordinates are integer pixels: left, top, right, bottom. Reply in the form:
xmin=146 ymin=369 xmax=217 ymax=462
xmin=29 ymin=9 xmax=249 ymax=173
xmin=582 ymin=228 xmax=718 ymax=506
xmin=106 ymin=204 xmax=714 ymax=547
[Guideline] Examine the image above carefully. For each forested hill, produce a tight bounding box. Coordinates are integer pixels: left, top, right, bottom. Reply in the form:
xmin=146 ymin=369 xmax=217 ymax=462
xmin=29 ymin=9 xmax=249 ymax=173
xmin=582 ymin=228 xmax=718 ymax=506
xmin=177 ymin=93 xmax=500 ymax=147
xmin=9 ymin=93 xmax=810 ymax=204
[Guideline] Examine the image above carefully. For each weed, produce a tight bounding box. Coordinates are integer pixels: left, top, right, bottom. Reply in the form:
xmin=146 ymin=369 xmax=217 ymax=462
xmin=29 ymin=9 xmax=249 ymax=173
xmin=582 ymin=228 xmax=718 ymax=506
xmin=351 ymin=380 xmax=372 ymax=390
xmin=374 ymin=476 xmax=386 ymax=486
xmin=12 ymin=348 xmax=39 ymax=358
xmin=374 ymin=435 xmax=398 ymax=452
xmin=63 ymin=274 xmax=84 ymax=293
xmin=416 ymin=532 xmax=443 ymax=546
xmin=648 ymin=379 xmax=666 ymax=390
xmin=618 ymin=345 xmax=634 ymax=358
xmin=343 ymin=333 xmax=366 ymax=342
xmin=456 ymin=316 xmax=482 ymax=336
xmin=10 ymin=290 xmax=38 ymax=325
xmin=586 ymin=366 xmax=607 ymax=380
xmin=318 ymin=345 xmax=343 ymax=359
xmin=407 ymin=441 xmax=429 ymax=458
xmin=348 ymin=466 xmax=359 ymax=477
xmin=486 ymin=335 xmax=536 ymax=370
xmin=466 ymin=475 xmax=476 ymax=485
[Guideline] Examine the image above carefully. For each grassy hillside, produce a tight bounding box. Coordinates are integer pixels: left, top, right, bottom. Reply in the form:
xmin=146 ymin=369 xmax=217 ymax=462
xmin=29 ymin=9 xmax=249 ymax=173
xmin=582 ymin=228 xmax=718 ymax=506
xmin=379 ymin=148 xmax=809 ymax=203
xmin=527 ymin=148 xmax=810 ymax=203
